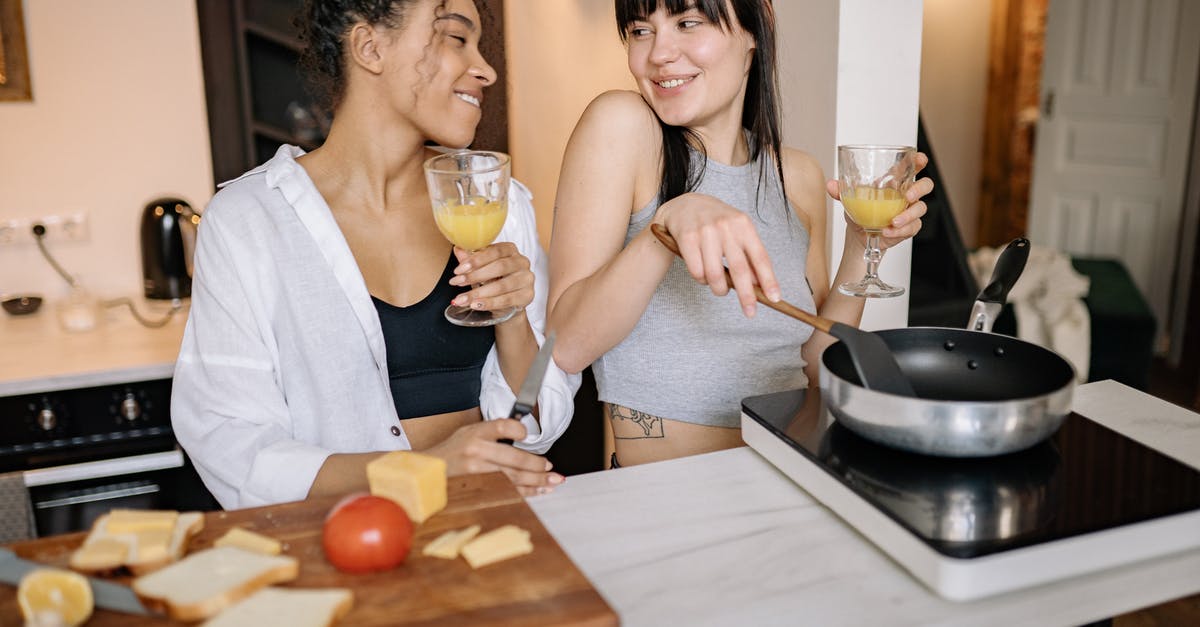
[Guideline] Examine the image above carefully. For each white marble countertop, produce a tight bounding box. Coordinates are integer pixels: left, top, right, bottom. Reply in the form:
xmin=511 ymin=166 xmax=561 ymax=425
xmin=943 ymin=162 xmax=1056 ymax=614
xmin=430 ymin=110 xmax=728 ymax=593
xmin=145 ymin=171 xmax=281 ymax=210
xmin=0 ymin=298 xmax=187 ymax=396
xmin=529 ymin=380 xmax=1200 ymax=627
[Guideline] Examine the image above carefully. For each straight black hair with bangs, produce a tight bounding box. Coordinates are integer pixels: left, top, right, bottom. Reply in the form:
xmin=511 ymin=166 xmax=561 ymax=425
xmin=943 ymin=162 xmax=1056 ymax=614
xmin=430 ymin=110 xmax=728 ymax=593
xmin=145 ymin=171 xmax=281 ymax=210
xmin=615 ymin=0 xmax=787 ymax=212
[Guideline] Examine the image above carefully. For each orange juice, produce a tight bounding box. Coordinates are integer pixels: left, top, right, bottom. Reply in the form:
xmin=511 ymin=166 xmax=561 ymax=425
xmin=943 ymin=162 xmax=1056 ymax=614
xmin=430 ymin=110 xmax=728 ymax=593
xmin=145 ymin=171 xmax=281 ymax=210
xmin=842 ymin=187 xmax=906 ymax=231
xmin=434 ymin=196 xmax=507 ymax=250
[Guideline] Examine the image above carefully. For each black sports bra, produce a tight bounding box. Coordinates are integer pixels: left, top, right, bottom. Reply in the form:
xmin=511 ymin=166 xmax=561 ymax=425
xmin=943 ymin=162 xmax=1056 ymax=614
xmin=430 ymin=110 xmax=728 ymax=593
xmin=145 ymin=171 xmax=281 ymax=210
xmin=372 ymin=252 xmax=495 ymax=419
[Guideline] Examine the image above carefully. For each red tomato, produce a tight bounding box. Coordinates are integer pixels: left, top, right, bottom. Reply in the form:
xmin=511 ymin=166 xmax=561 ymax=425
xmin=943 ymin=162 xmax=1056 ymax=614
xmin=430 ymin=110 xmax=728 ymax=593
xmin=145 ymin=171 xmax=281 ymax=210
xmin=322 ymin=494 xmax=413 ymax=574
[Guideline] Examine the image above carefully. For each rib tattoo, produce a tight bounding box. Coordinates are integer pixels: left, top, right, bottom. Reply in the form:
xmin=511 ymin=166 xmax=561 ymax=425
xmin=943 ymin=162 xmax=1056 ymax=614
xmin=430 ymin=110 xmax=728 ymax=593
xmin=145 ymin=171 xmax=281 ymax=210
xmin=609 ymin=404 xmax=665 ymax=439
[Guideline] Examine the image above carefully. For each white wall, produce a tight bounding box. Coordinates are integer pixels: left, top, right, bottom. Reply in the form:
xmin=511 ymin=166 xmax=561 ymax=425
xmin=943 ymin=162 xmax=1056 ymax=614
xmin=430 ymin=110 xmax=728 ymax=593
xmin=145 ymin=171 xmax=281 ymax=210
xmin=835 ymin=0 xmax=923 ymax=330
xmin=919 ymin=0 xmax=991 ymax=248
xmin=778 ymin=0 xmax=923 ymax=331
xmin=0 ymin=0 xmax=212 ymax=301
xmin=505 ymin=0 xmax=634 ymax=245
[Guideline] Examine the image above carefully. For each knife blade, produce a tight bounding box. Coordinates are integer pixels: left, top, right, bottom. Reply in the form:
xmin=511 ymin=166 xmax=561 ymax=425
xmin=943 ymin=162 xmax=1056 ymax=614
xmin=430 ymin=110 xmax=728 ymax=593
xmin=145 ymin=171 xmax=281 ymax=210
xmin=509 ymin=332 xmax=556 ymax=420
xmin=0 ymin=548 xmax=151 ymax=616
xmin=497 ymin=333 xmax=555 ymax=445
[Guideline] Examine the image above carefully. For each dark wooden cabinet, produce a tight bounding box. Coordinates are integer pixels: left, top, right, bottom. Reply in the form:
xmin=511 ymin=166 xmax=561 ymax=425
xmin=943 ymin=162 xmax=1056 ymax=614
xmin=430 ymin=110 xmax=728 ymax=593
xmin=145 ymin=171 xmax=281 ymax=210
xmin=195 ymin=0 xmax=508 ymax=186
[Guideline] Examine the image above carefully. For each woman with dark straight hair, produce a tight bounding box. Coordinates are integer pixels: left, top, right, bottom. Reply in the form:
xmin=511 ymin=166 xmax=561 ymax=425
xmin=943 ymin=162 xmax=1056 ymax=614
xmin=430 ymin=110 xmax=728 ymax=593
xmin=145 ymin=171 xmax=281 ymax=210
xmin=548 ymin=0 xmax=932 ymax=467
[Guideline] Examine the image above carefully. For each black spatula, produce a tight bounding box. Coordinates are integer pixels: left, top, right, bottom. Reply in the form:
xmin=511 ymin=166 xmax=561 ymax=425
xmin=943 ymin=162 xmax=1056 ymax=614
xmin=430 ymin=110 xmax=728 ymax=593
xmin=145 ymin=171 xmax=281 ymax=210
xmin=650 ymin=224 xmax=916 ymax=397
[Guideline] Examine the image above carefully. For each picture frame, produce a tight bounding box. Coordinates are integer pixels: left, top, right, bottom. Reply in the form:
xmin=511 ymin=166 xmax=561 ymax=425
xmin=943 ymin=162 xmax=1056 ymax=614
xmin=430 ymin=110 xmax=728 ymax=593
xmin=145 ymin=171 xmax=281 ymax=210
xmin=0 ymin=0 xmax=32 ymax=102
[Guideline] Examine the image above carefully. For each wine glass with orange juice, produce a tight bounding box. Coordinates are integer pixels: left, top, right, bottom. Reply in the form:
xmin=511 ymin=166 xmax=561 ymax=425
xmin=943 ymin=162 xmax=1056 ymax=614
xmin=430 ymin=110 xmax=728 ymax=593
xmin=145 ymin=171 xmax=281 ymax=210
xmin=836 ymin=145 xmax=918 ymax=298
xmin=424 ymin=150 xmax=517 ymax=326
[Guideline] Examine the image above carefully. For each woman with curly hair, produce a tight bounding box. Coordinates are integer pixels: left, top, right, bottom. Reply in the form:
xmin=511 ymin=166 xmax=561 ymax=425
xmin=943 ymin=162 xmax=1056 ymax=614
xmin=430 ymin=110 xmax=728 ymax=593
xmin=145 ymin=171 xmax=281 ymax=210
xmin=172 ymin=0 xmax=577 ymax=508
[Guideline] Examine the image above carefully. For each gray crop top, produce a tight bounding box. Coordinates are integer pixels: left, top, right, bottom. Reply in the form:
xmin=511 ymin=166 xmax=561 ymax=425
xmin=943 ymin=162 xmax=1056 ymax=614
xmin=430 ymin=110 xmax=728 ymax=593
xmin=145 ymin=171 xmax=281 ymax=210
xmin=592 ymin=148 xmax=818 ymax=428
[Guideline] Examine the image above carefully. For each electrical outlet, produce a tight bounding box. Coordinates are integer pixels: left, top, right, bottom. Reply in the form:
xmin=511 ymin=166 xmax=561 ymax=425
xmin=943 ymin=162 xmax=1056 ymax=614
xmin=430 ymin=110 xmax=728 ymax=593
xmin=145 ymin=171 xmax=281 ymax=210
xmin=0 ymin=211 xmax=90 ymax=245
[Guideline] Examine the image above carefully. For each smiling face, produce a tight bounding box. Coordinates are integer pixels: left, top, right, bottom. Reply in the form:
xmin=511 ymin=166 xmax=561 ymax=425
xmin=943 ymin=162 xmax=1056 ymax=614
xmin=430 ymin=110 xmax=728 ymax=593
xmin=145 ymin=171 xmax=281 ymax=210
xmin=377 ymin=0 xmax=496 ymax=148
xmin=623 ymin=1 xmax=756 ymax=134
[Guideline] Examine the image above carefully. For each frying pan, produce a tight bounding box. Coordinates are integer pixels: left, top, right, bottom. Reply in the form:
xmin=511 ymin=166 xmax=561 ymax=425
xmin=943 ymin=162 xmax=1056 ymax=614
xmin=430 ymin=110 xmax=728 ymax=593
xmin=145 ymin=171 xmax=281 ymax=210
xmin=821 ymin=238 xmax=1078 ymax=457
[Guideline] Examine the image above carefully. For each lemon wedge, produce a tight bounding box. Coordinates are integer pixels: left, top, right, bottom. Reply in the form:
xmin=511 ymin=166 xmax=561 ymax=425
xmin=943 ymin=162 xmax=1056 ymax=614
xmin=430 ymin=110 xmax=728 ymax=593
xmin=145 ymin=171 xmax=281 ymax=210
xmin=17 ymin=568 xmax=94 ymax=626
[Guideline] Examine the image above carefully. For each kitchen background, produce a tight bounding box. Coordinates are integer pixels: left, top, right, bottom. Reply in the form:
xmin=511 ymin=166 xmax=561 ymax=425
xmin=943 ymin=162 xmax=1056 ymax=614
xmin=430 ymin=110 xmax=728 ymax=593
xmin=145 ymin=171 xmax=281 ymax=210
xmin=0 ymin=0 xmax=1196 ymax=405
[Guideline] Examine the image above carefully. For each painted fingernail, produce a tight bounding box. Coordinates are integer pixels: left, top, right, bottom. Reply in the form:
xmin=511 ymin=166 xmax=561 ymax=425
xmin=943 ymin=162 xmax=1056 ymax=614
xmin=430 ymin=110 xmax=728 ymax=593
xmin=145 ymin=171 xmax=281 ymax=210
xmin=548 ymin=473 xmax=564 ymax=485
xmin=767 ymin=288 xmax=781 ymax=302
xmin=455 ymin=263 xmax=471 ymax=273
xmin=544 ymin=460 xmax=553 ymax=471
xmin=743 ymin=305 xmax=756 ymax=318
xmin=452 ymin=295 xmax=467 ymax=306
xmin=449 ymin=276 xmax=466 ymax=286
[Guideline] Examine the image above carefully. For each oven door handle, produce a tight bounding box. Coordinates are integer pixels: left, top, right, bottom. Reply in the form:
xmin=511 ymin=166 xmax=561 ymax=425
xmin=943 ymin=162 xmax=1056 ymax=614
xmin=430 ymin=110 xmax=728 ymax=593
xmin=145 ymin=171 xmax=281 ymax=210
xmin=22 ymin=448 xmax=185 ymax=487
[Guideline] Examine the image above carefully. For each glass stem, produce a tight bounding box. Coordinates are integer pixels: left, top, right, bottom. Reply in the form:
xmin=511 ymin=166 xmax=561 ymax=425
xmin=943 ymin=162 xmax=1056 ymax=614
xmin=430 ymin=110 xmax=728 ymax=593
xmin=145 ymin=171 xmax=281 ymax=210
xmin=863 ymin=232 xmax=884 ymax=281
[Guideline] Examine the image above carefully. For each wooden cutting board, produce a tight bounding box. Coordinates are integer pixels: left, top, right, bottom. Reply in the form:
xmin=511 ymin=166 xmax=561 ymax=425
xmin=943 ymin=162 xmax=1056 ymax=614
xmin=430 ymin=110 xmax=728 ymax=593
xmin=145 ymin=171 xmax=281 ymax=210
xmin=1 ymin=472 xmax=618 ymax=626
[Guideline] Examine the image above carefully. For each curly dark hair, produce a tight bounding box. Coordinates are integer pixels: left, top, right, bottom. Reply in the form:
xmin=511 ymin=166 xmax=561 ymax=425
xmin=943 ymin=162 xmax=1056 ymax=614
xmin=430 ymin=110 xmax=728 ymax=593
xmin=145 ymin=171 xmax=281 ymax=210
xmin=296 ymin=0 xmax=422 ymax=113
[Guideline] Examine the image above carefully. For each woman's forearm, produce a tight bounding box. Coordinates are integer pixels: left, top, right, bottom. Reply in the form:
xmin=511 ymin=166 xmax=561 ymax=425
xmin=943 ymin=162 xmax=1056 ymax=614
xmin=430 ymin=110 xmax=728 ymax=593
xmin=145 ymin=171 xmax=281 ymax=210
xmin=549 ymin=227 xmax=675 ymax=373
xmin=307 ymin=451 xmax=387 ymax=499
xmin=494 ymin=311 xmax=538 ymax=398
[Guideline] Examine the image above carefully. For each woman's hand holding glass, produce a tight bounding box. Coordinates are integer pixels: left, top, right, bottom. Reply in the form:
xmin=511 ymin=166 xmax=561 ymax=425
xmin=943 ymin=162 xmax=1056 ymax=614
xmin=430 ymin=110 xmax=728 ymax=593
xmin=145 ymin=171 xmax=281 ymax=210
xmin=447 ymin=241 xmax=534 ymax=316
xmin=826 ymin=148 xmax=932 ymax=298
xmin=425 ymin=150 xmax=524 ymax=326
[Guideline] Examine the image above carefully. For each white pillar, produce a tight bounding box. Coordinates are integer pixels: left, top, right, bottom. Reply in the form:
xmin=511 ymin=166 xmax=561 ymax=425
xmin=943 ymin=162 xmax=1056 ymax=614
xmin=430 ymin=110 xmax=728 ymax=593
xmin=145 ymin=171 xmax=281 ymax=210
xmin=778 ymin=0 xmax=924 ymax=330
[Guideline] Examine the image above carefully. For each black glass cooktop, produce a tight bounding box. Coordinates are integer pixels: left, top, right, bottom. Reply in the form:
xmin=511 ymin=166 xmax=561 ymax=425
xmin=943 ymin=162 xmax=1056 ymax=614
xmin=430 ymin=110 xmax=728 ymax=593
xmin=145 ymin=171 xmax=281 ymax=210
xmin=743 ymin=389 xmax=1200 ymax=559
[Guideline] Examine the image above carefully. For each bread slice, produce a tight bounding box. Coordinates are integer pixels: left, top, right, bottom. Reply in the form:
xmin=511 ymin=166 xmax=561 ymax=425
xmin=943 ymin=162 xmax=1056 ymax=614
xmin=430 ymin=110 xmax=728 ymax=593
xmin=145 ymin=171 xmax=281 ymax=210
xmin=200 ymin=587 xmax=353 ymax=627
xmin=133 ymin=546 xmax=300 ymax=622
xmin=69 ymin=510 xmax=204 ymax=575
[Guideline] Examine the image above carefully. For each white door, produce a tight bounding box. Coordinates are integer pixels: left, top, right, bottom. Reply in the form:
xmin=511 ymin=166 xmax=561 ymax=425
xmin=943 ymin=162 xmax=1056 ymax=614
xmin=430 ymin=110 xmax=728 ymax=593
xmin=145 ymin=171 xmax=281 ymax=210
xmin=1028 ymin=0 xmax=1200 ymax=347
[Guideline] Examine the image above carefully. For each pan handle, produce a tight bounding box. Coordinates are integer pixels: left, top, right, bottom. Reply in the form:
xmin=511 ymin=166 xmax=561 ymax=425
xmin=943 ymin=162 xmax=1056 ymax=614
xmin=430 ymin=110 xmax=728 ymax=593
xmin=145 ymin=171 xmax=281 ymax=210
xmin=968 ymin=238 xmax=1030 ymax=332
xmin=977 ymin=238 xmax=1030 ymax=304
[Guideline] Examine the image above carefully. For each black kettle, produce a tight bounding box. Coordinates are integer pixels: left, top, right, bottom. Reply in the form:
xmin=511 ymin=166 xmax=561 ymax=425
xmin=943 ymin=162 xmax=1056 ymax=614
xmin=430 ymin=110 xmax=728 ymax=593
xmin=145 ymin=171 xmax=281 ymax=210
xmin=140 ymin=197 xmax=199 ymax=300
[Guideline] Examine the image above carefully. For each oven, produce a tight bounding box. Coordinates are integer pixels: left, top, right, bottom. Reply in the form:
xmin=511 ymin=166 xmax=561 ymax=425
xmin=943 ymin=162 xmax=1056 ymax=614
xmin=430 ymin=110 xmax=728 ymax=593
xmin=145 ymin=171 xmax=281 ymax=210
xmin=1 ymin=377 xmax=218 ymax=538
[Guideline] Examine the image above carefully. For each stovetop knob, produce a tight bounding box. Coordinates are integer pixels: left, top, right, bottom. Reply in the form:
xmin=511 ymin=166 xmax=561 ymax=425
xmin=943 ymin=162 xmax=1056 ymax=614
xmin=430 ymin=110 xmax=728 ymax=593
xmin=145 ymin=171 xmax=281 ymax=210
xmin=38 ymin=407 xmax=57 ymax=431
xmin=121 ymin=393 xmax=142 ymax=422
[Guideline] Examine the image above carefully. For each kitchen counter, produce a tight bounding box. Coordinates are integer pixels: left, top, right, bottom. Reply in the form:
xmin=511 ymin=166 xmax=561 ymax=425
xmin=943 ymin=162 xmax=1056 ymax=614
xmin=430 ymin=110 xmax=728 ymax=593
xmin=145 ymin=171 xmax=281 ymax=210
xmin=0 ymin=299 xmax=187 ymax=396
xmin=528 ymin=380 xmax=1200 ymax=627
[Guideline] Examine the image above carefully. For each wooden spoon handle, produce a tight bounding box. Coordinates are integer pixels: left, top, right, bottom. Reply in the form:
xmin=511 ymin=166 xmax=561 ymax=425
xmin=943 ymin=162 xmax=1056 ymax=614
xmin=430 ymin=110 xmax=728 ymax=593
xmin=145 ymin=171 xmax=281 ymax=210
xmin=648 ymin=223 xmax=835 ymax=334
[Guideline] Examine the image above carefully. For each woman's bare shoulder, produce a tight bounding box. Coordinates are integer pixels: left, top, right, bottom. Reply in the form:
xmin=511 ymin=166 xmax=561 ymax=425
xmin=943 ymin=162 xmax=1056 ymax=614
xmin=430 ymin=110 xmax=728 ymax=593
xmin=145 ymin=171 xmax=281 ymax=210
xmin=779 ymin=147 xmax=826 ymax=189
xmin=781 ymin=147 xmax=827 ymax=217
xmin=576 ymin=90 xmax=660 ymax=141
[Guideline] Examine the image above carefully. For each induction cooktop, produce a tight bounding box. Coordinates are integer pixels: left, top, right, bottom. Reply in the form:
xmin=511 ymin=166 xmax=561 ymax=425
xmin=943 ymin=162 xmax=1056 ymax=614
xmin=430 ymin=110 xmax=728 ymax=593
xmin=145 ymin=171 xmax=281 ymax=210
xmin=741 ymin=389 xmax=1200 ymax=601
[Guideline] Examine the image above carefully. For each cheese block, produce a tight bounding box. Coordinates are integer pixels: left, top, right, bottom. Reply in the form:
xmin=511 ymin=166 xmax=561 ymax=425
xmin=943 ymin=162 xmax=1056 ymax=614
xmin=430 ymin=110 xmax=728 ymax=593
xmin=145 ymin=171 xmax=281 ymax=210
xmin=366 ymin=452 xmax=447 ymax=523
xmin=200 ymin=587 xmax=353 ymax=627
xmin=421 ymin=525 xmax=481 ymax=559
xmin=459 ymin=525 xmax=533 ymax=569
xmin=214 ymin=527 xmax=283 ymax=556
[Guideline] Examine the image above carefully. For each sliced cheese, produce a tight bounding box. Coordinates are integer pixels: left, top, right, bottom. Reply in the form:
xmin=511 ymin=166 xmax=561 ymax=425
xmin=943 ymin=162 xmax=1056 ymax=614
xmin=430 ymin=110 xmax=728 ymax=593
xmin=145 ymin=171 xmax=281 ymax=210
xmin=70 ymin=537 xmax=129 ymax=571
xmin=213 ymin=527 xmax=283 ymax=556
xmin=366 ymin=451 xmax=447 ymax=523
xmin=459 ymin=525 xmax=533 ymax=569
xmin=105 ymin=509 xmax=178 ymax=533
xmin=422 ymin=525 xmax=482 ymax=559
xmin=133 ymin=528 xmax=173 ymax=564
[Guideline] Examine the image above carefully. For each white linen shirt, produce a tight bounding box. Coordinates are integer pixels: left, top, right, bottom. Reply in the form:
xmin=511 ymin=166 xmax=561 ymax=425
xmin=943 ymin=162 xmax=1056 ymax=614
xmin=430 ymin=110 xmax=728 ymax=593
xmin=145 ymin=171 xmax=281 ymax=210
xmin=171 ymin=145 xmax=579 ymax=510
